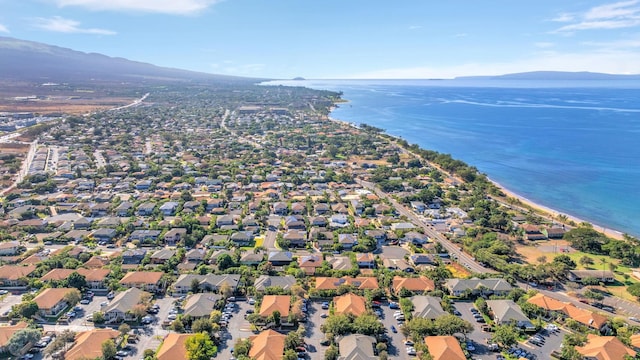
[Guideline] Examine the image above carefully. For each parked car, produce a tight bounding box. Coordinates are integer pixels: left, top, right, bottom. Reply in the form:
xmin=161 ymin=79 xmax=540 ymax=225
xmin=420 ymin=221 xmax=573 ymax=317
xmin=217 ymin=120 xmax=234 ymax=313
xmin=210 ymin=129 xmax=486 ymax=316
xmin=321 ymin=302 xmax=329 ymax=310
xmin=389 ymin=302 xmax=400 ymax=309
xmin=390 ymin=325 xmax=397 ymax=333
xmin=80 ymin=299 xmax=90 ymax=305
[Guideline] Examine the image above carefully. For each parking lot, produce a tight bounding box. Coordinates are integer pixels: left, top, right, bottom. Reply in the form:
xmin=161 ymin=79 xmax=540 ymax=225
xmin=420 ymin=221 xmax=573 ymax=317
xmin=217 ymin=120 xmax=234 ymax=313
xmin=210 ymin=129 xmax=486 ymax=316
xmin=219 ymin=298 xmax=254 ymax=358
xmin=0 ymin=294 xmax=23 ymax=316
xmin=452 ymin=301 xmax=501 ymax=359
xmin=519 ymin=326 xmax=567 ymax=360
xmin=303 ymin=300 xmax=327 ymax=360
xmin=380 ymin=303 xmax=410 ymax=360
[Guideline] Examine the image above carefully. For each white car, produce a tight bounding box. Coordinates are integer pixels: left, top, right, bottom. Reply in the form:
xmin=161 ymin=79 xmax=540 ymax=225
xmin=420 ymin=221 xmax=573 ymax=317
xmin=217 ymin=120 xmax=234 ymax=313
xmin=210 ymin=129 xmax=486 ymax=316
xmin=248 ymin=298 xmax=256 ymax=305
xmin=167 ymin=314 xmax=177 ymax=320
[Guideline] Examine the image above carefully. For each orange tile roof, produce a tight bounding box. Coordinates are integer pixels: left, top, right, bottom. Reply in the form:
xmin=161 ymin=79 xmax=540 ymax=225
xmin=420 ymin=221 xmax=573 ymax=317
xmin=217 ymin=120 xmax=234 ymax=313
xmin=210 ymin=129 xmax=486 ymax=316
xmin=0 ymin=322 xmax=28 ymax=348
xmin=249 ymin=330 xmax=285 ymax=360
xmin=333 ymin=293 xmax=367 ymax=316
xmin=576 ymin=334 xmax=636 ymax=360
xmin=315 ymin=277 xmax=379 ymax=290
xmin=41 ymin=268 xmax=75 ymax=281
xmin=527 ymin=293 xmax=608 ymax=329
xmin=0 ymin=264 xmax=36 ymax=280
xmin=83 ymin=255 xmax=109 ymax=268
xmin=157 ymin=333 xmax=191 ymax=360
xmin=631 ymin=334 xmax=640 ymax=349
xmin=259 ymin=295 xmax=290 ymax=317
xmin=65 ymin=329 xmax=120 ymax=360
xmin=392 ymin=276 xmax=435 ymax=293
xmin=424 ymin=336 xmax=466 ymax=360
xmin=77 ymin=268 xmax=110 ymax=282
xmin=119 ymin=271 xmax=163 ymax=285
xmin=34 ymin=288 xmax=76 ymax=310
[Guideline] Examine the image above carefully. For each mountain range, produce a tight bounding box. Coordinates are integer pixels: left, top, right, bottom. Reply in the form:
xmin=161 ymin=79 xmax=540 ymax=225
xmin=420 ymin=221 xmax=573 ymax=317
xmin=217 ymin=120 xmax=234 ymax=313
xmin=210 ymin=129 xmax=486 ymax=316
xmin=455 ymin=70 xmax=640 ymax=81
xmin=0 ymin=36 xmax=257 ymax=84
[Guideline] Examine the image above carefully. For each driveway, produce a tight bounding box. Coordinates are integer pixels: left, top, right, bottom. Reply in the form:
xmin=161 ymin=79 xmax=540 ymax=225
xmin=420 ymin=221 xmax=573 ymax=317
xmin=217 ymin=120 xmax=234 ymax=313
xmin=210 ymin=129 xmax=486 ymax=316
xmin=380 ymin=303 xmax=409 ymax=360
xmin=452 ymin=301 xmax=500 ymax=359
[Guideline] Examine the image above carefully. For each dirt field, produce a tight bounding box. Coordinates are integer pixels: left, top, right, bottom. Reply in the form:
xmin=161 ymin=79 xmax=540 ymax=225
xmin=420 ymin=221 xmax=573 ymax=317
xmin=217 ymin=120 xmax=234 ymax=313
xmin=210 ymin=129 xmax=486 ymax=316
xmin=447 ymin=262 xmax=471 ymax=278
xmin=516 ymin=239 xmax=573 ymax=264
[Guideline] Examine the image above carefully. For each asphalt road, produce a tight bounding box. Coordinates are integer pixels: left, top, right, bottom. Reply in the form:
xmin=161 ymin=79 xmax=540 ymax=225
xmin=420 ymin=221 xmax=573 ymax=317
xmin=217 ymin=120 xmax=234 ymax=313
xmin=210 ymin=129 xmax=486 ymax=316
xmin=357 ymin=179 xmax=495 ymax=274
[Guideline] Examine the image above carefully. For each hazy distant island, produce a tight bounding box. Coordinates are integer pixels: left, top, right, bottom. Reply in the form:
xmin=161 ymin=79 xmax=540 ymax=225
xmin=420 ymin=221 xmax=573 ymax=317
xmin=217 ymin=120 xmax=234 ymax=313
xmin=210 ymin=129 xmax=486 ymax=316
xmin=455 ymin=70 xmax=640 ymax=81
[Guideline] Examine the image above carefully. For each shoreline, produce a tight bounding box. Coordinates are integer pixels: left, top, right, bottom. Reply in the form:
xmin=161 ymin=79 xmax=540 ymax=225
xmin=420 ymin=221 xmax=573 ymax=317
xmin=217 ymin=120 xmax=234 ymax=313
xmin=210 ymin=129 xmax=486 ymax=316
xmin=326 ymin=113 xmax=628 ymax=242
xmin=488 ymin=179 xmax=625 ymax=241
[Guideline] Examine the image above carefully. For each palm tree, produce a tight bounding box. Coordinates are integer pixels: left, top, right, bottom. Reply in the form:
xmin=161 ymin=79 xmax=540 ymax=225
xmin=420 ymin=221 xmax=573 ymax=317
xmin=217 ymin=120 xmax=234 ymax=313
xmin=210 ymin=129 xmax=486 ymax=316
xmin=600 ymin=258 xmax=607 ymax=281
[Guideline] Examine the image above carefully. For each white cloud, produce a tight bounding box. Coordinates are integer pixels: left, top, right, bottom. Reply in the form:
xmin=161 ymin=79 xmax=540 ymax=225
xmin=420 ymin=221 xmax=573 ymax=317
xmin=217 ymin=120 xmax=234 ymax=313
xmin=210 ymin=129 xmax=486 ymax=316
xmin=534 ymin=42 xmax=555 ymax=48
xmin=53 ymin=0 xmax=221 ymax=15
xmin=554 ymin=0 xmax=640 ymax=32
xmin=339 ymin=50 xmax=640 ymax=79
xmin=552 ymin=13 xmax=575 ymax=22
xmin=0 ymin=24 xmax=8 ymax=33
xmin=33 ymin=16 xmax=116 ymax=35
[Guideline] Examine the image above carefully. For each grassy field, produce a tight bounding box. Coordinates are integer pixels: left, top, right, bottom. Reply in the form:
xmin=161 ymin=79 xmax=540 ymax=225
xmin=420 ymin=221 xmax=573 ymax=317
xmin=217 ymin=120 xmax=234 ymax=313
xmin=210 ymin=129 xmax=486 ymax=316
xmin=447 ymin=263 xmax=471 ymax=278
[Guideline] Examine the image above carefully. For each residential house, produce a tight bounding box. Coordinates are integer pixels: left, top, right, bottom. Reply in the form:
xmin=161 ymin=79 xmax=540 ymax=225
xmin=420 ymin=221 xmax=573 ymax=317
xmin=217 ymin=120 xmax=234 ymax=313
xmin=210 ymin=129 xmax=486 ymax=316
xmin=119 ymin=271 xmax=164 ymax=293
xmin=412 ymin=296 xmax=446 ymax=320
xmin=83 ymin=255 xmax=109 ymax=269
xmin=129 ymin=230 xmax=161 ymax=243
xmin=114 ymin=202 xmax=133 ymax=217
xmin=410 ymin=201 xmax=426 ymax=213
xmin=329 ymin=214 xmax=349 ymax=228
xmin=424 ymin=336 xmax=466 ymax=360
xmin=157 ymin=333 xmax=190 ymax=360
xmin=486 ymin=300 xmax=535 ymax=331
xmin=254 ymin=275 xmax=297 ymax=292
xmin=183 ymin=293 xmax=221 ymax=318
xmin=268 ymin=251 xmax=293 ymax=266
xmin=103 ymin=288 xmax=150 ymax=323
xmin=338 ymin=234 xmax=357 ymax=250
xmin=159 ymin=202 xmax=179 ymax=216
xmin=40 ymin=268 xmax=109 ymax=292
xmin=172 ymin=274 xmax=241 ymax=295
xmin=122 ymin=249 xmax=147 ymax=266
xmin=405 ymin=231 xmax=429 ymax=245
xmin=283 ymin=230 xmax=307 ymax=248
xmin=444 ymin=278 xmax=513 ymax=297
xmin=90 ymin=228 xmax=117 ymax=242
xmin=382 ymin=258 xmax=414 ymax=272
xmin=356 ymin=253 xmax=375 ymax=268
xmin=0 ymin=241 xmax=20 ymax=256
xmin=249 ymin=330 xmax=286 ymax=360
xmin=284 ymin=216 xmax=305 ymax=230
xmin=392 ymin=276 xmax=435 ymax=294
xmin=337 ymin=334 xmax=377 ymax=360
xmin=527 ymin=293 xmax=608 ymax=330
xmin=544 ymin=227 xmax=566 ymax=239
xmin=150 ymin=248 xmax=176 ymax=264
xmin=259 ymin=295 xmax=290 ymax=317
xmin=309 ymin=216 xmax=327 ymax=227
xmin=65 ymin=329 xmax=121 ymax=360
xmin=321 ymin=255 xmax=349 ymax=271
xmin=230 ymin=231 xmax=254 ymax=246
xmin=185 ymin=248 xmax=206 ymax=264
xmin=575 ymin=334 xmax=636 ymax=360
xmin=410 ymin=254 xmax=437 ymax=267
xmin=0 ymin=322 xmax=29 ymax=354
xmin=33 ymin=287 xmax=76 ymax=317
xmin=240 ymin=252 xmax=264 ymax=266
xmin=333 ymin=293 xmax=367 ymax=316
xmin=216 ymin=215 xmax=234 ymax=227
xmin=163 ymin=228 xmax=187 ymax=246
xmin=315 ymin=277 xmax=379 ymax=291
xmin=136 ymin=202 xmax=156 ymax=216
xmin=272 ymin=202 xmax=288 ymax=215
xmin=298 ymin=255 xmax=323 ymax=275
xmin=568 ymin=270 xmax=615 ymax=283
xmin=391 ymin=222 xmax=416 ymax=231
xmin=522 ymin=224 xmax=547 ymax=240
xmin=0 ymin=264 xmax=36 ymax=288
xmin=314 ymin=203 xmax=330 ymax=215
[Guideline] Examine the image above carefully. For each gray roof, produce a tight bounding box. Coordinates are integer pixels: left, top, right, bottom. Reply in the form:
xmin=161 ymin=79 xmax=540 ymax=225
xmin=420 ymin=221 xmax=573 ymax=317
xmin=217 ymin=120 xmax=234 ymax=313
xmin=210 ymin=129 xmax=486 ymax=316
xmin=445 ymin=278 xmax=513 ymax=293
xmin=151 ymin=248 xmax=176 ymax=260
xmin=254 ymin=275 xmax=296 ymax=291
xmin=174 ymin=274 xmax=241 ymax=290
xmin=183 ymin=293 xmax=221 ymax=318
xmin=338 ymin=334 xmax=377 ymax=360
xmin=411 ymin=296 xmax=446 ymax=319
xmin=104 ymin=288 xmax=148 ymax=315
xmin=486 ymin=299 xmax=531 ymax=325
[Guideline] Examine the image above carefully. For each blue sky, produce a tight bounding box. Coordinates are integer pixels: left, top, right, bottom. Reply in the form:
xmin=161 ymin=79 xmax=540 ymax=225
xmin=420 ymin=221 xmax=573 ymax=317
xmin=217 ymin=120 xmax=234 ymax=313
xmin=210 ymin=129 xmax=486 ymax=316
xmin=2 ymin=0 xmax=640 ymax=78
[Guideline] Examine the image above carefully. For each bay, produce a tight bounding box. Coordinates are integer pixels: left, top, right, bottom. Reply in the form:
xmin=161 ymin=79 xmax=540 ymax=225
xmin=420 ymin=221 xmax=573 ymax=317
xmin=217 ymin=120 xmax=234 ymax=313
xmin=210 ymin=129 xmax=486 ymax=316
xmin=265 ymin=79 xmax=640 ymax=238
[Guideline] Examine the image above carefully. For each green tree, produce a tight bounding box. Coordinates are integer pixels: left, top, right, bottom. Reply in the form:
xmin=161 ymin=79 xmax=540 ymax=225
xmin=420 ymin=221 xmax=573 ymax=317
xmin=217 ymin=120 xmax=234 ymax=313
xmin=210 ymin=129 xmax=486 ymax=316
xmin=67 ymin=272 xmax=87 ymax=290
xmin=118 ymin=323 xmax=131 ymax=336
xmin=7 ymin=328 xmax=41 ymax=355
xmin=492 ymin=324 xmax=518 ymax=348
xmin=101 ymin=339 xmax=117 ymax=360
xmin=233 ymin=338 xmax=252 ymax=357
xmin=93 ymin=311 xmax=105 ymax=324
xmin=185 ymin=332 xmax=217 ymax=360
xmin=579 ymin=256 xmax=594 ymax=267
xmin=628 ymin=283 xmax=640 ymax=298
xmin=63 ymin=288 xmax=82 ymax=306
xmin=283 ymin=349 xmax=298 ymax=360
xmin=217 ymin=254 xmax=234 ymax=270
xmin=192 ymin=318 xmax=213 ymax=334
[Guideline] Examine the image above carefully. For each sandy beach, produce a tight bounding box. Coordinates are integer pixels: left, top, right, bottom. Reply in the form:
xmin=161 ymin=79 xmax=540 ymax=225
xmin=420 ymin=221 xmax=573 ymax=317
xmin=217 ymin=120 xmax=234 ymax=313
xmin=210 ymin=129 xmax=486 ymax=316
xmin=489 ymin=179 xmax=625 ymax=241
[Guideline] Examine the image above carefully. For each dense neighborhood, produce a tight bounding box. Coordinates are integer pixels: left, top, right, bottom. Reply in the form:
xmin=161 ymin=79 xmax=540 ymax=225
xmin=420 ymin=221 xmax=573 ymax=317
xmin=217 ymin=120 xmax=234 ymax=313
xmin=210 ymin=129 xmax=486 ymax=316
xmin=1 ymin=83 xmax=640 ymax=360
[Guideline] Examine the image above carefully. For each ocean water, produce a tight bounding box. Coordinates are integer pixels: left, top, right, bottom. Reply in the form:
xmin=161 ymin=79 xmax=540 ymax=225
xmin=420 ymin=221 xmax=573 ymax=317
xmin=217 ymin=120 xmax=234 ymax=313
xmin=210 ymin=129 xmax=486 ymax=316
xmin=265 ymin=79 xmax=640 ymax=237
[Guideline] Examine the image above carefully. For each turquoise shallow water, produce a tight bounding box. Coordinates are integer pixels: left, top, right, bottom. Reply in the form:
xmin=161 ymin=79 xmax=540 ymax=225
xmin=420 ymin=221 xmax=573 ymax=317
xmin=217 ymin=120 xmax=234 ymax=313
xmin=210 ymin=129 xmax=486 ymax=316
xmin=267 ymin=79 xmax=640 ymax=237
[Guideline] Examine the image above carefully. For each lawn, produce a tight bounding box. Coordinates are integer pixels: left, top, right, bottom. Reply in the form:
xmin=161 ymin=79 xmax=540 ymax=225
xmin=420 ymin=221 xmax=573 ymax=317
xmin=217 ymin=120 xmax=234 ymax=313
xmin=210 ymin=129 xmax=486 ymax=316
xmin=447 ymin=263 xmax=471 ymax=278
